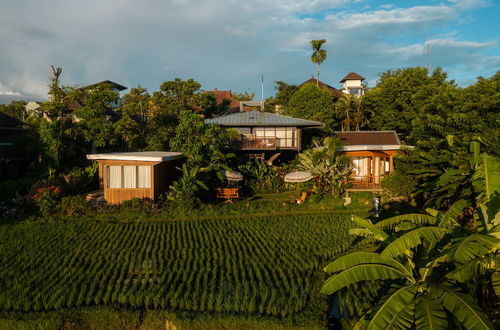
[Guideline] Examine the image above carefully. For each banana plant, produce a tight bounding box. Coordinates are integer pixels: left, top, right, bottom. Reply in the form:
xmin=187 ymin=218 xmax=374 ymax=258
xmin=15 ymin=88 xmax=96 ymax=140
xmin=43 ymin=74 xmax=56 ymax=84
xmin=322 ymin=199 xmax=499 ymax=329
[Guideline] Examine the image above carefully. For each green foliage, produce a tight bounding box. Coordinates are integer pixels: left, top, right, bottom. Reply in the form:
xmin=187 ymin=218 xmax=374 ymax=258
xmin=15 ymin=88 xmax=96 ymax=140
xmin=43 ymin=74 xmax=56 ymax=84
xmin=335 ymin=94 xmax=371 ymax=131
xmin=286 ymin=83 xmax=335 ymax=128
xmin=323 ymin=199 xmax=499 ymax=328
xmin=0 ymin=101 xmax=26 ymax=121
xmin=166 ymin=164 xmax=209 ymax=207
xmin=58 ymin=195 xmax=89 ymax=216
xmin=296 ymin=137 xmax=351 ymax=195
xmin=73 ymin=84 xmax=119 ymax=149
xmin=310 ymin=39 xmax=327 ymax=83
xmin=170 ymin=110 xmax=229 ymax=165
xmin=238 ymin=158 xmax=285 ymax=194
xmin=31 ymin=185 xmax=63 ymax=216
xmin=0 ymin=213 xmax=356 ymax=317
xmin=272 ymin=81 xmax=298 ymax=108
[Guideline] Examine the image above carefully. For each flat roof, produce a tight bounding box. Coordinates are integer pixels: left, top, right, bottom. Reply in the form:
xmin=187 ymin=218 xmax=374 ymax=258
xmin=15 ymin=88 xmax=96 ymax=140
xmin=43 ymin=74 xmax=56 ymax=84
xmin=86 ymin=151 xmax=183 ymax=162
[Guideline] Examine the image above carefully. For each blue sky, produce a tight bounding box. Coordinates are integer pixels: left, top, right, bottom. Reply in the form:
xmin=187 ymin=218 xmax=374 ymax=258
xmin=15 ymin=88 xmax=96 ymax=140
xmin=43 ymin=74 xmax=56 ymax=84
xmin=0 ymin=0 xmax=498 ymax=103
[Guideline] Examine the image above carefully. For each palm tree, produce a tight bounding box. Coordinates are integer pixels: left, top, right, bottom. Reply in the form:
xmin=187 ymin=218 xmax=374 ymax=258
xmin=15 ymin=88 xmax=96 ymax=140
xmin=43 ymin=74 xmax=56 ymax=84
xmin=321 ymin=200 xmax=499 ymax=329
xmin=335 ymin=94 xmax=355 ymax=131
xmin=310 ymin=39 xmax=327 ymax=86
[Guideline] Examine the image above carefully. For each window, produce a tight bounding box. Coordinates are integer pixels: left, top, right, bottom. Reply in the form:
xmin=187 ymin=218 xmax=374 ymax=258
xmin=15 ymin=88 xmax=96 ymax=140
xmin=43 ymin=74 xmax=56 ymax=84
xmin=108 ymin=166 xmax=122 ymax=188
xmin=348 ymin=87 xmax=362 ymax=95
xmin=138 ymin=166 xmax=151 ymax=188
xmin=107 ymin=165 xmax=151 ymax=189
xmin=123 ymin=166 xmax=137 ymax=188
xmin=255 ymin=127 xmax=297 ymax=148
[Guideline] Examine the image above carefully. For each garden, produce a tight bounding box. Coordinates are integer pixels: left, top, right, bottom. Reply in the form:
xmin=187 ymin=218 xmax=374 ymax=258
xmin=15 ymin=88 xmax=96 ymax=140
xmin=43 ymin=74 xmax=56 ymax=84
xmin=0 ymin=68 xmax=499 ymax=329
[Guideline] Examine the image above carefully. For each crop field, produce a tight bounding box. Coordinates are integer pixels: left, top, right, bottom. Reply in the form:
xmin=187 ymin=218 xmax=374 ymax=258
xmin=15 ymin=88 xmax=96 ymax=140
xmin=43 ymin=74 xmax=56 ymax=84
xmin=0 ymin=214 xmax=354 ymax=317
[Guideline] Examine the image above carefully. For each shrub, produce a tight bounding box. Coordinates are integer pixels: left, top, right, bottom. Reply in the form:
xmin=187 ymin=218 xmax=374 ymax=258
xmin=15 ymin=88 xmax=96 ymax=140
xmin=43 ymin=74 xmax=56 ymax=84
xmin=120 ymin=198 xmax=155 ymax=213
xmin=381 ymin=172 xmax=418 ymax=198
xmin=58 ymin=195 xmax=89 ymax=216
xmin=32 ymin=185 xmax=63 ymax=216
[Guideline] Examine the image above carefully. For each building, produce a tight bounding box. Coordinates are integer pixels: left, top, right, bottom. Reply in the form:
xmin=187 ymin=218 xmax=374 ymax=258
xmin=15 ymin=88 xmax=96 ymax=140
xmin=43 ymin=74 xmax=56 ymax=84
xmin=335 ymin=131 xmax=406 ymax=191
xmin=339 ymin=72 xmax=366 ymax=96
xmin=86 ymin=151 xmax=184 ymax=204
xmin=68 ymin=80 xmax=127 ymax=123
xmin=205 ymin=110 xmax=322 ymax=162
xmin=298 ymin=76 xmax=343 ymax=98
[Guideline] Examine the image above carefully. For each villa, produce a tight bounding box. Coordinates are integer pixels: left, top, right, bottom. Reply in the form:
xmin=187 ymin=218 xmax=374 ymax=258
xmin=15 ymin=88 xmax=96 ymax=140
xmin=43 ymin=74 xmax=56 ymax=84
xmin=86 ymin=151 xmax=184 ymax=204
xmin=335 ymin=130 xmax=405 ymax=191
xmin=205 ymin=110 xmax=323 ymax=163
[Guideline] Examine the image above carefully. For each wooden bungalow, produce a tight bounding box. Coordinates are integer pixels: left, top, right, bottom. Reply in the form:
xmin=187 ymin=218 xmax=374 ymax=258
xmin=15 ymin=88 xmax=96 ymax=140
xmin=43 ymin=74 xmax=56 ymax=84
xmin=86 ymin=151 xmax=184 ymax=204
xmin=335 ymin=131 xmax=407 ymax=191
xmin=205 ymin=110 xmax=323 ymax=163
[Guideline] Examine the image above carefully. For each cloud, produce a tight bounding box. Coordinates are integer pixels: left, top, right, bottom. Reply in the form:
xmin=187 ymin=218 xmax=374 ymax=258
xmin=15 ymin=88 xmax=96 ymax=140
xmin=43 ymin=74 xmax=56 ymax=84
xmin=0 ymin=82 xmax=21 ymax=96
xmin=330 ymin=5 xmax=456 ymax=30
xmin=0 ymin=0 xmax=498 ymax=102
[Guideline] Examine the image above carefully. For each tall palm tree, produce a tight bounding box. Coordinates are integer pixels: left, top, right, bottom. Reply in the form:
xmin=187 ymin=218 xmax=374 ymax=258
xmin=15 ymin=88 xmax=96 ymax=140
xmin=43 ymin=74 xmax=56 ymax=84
xmin=310 ymin=39 xmax=327 ymax=86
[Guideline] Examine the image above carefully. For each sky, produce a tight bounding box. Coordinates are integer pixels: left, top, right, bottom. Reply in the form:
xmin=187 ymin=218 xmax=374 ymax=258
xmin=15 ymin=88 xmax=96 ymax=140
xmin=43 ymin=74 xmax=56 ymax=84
xmin=0 ymin=0 xmax=499 ymax=103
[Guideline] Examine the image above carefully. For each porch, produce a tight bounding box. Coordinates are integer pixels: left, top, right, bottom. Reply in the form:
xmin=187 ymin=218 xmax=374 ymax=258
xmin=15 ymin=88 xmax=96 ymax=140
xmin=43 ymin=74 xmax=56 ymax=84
xmin=343 ymin=150 xmax=396 ymax=192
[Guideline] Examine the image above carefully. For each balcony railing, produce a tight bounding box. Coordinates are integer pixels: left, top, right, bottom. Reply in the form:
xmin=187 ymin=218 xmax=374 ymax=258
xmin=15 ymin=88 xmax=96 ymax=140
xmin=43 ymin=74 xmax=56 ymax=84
xmin=347 ymin=175 xmax=385 ymax=190
xmin=237 ymin=137 xmax=277 ymax=150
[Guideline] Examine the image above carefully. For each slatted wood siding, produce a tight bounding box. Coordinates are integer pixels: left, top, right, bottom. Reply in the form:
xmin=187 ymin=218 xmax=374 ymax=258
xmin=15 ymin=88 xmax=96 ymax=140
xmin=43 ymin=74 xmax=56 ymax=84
xmin=96 ymin=158 xmax=183 ymax=204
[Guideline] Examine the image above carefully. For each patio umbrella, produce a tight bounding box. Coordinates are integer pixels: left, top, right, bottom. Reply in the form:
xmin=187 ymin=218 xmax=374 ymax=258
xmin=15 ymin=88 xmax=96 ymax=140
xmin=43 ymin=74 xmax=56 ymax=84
xmin=284 ymin=171 xmax=313 ymax=204
xmin=223 ymin=170 xmax=244 ymax=182
xmin=284 ymin=171 xmax=313 ymax=183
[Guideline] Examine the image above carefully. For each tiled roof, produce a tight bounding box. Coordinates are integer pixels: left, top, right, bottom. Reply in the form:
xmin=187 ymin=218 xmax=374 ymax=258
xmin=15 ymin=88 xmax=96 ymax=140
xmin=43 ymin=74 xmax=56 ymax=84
xmin=339 ymin=72 xmax=366 ymax=83
xmin=205 ymin=110 xmax=323 ymax=127
xmin=206 ymin=90 xmax=240 ymax=110
xmin=335 ymin=131 xmax=400 ymax=146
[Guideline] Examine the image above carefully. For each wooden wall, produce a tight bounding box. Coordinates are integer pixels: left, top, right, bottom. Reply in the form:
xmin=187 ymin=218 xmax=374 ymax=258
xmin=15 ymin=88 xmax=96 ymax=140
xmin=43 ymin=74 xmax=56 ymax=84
xmin=96 ymin=158 xmax=184 ymax=204
xmin=153 ymin=158 xmax=184 ymax=199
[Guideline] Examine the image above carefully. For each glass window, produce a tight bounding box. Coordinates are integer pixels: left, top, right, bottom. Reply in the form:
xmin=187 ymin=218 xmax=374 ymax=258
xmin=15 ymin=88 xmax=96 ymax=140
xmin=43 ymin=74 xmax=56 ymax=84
xmin=123 ymin=166 xmax=137 ymax=188
xmin=108 ymin=166 xmax=122 ymax=188
xmin=138 ymin=166 xmax=151 ymax=188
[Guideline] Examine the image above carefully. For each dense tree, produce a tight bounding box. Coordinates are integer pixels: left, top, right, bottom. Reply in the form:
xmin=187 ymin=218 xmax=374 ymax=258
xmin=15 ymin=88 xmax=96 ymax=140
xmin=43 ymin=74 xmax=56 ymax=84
xmin=169 ymin=110 xmax=229 ymax=166
xmin=73 ymin=84 xmax=119 ymax=153
xmin=0 ymin=101 xmax=26 ymax=121
xmin=310 ymin=39 xmax=327 ymax=85
xmin=286 ymin=83 xmax=336 ymax=131
xmin=335 ymin=94 xmax=370 ymax=131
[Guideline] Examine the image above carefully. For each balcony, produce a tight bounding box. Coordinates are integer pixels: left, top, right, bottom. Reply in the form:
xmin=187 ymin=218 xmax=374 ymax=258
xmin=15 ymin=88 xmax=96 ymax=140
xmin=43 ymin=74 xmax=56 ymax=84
xmin=237 ymin=137 xmax=277 ymax=150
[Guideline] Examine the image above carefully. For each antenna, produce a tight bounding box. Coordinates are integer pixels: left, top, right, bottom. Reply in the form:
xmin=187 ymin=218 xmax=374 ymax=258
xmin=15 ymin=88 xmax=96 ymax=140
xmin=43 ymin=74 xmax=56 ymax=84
xmin=261 ymin=75 xmax=264 ymax=111
xmin=261 ymin=75 xmax=264 ymax=101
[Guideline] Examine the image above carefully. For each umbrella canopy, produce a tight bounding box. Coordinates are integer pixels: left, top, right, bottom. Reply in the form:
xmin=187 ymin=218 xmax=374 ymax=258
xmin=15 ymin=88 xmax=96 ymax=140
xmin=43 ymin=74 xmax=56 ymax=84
xmin=223 ymin=170 xmax=244 ymax=182
xmin=284 ymin=171 xmax=313 ymax=183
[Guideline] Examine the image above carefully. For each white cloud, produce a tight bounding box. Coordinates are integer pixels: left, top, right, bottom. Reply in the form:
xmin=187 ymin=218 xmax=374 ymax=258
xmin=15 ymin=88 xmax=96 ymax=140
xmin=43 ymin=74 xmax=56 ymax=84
xmin=329 ymin=5 xmax=455 ymax=30
xmin=0 ymin=0 xmax=498 ymax=101
xmin=0 ymin=82 xmax=21 ymax=96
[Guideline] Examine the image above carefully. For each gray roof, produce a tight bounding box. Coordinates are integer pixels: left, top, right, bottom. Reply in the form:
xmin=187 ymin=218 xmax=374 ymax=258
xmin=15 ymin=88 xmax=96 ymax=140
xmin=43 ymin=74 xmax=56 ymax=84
xmin=205 ymin=111 xmax=323 ymax=127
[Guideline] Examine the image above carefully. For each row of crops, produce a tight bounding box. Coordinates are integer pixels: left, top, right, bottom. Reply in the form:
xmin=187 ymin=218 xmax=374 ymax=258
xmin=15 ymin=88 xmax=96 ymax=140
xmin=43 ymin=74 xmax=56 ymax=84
xmin=0 ymin=214 xmax=355 ymax=316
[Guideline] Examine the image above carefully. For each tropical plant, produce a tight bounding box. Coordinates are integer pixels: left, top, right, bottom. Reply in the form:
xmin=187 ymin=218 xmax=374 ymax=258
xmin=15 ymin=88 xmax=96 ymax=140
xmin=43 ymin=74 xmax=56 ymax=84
xmin=409 ymin=138 xmax=500 ymax=211
xmin=296 ymin=137 xmax=351 ymax=195
xmin=321 ymin=200 xmax=500 ymax=329
xmin=310 ymin=39 xmax=327 ymax=85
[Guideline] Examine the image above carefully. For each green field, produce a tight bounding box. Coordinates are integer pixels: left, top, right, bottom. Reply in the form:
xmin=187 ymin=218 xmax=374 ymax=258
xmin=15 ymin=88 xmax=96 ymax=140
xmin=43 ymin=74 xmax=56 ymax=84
xmin=0 ymin=213 xmax=355 ymax=325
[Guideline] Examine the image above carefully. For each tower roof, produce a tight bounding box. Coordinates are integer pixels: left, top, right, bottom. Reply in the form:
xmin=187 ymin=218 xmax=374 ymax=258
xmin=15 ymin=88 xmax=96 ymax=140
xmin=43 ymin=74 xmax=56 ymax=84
xmin=339 ymin=72 xmax=366 ymax=83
